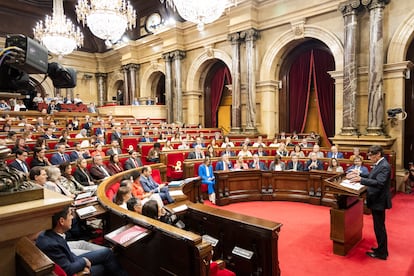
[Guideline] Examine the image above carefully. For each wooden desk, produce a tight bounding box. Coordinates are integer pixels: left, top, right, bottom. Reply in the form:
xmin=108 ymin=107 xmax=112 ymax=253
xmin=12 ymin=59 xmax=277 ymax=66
xmin=0 ymin=189 xmax=72 ymax=276
xmin=184 ymin=202 xmax=282 ymax=276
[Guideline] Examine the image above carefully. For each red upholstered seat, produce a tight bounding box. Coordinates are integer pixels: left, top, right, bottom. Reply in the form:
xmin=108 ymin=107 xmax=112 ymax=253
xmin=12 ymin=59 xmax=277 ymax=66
xmin=152 ymin=169 xmax=162 ymax=184
xmin=209 ymin=262 xmax=236 ymax=276
xmin=106 ymin=182 xmax=120 ymax=201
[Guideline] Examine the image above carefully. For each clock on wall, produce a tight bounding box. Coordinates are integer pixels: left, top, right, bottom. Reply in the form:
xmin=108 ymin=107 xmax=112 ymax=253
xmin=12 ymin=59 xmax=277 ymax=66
xmin=145 ymin=12 xmax=162 ymax=33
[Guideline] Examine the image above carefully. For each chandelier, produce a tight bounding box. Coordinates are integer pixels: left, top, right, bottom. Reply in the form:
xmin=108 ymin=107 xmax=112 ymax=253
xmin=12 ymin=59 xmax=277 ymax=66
xmin=162 ymin=0 xmax=237 ymax=31
xmin=76 ymin=0 xmax=137 ymax=43
xmin=34 ymin=0 xmax=83 ymax=56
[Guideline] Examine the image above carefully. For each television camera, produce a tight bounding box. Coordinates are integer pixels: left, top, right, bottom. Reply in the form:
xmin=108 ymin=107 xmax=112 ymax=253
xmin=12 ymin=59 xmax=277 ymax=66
xmin=0 ymin=34 xmax=76 ymax=91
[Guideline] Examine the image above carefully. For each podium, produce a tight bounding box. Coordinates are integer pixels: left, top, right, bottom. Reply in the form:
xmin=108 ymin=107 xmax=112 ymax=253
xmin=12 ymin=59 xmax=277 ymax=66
xmin=324 ymin=174 xmax=367 ymax=256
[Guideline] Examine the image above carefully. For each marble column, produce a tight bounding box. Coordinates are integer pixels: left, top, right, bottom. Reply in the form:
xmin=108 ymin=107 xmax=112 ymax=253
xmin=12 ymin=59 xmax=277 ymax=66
xmin=363 ymin=0 xmax=390 ymax=135
xmin=121 ymin=65 xmax=129 ymax=106
xmin=126 ymin=64 xmax=140 ymax=105
xmin=163 ymin=53 xmax=173 ymax=123
xmin=339 ymin=1 xmax=362 ymax=136
xmin=95 ymin=73 xmax=107 ymax=106
xmin=228 ymin=32 xmax=242 ymax=133
xmin=241 ymin=28 xmax=259 ymax=133
xmin=172 ymin=50 xmax=186 ymax=124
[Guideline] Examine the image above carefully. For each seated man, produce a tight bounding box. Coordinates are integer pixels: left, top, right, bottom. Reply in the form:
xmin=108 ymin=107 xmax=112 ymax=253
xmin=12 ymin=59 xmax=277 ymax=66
xmin=249 ymin=154 xmax=268 ymax=170
xmin=403 ymin=162 xmax=414 ymax=194
xmin=346 ymin=155 xmax=369 ymax=175
xmin=147 ymin=142 xmax=161 ymax=163
xmin=36 ymin=206 xmax=127 ymax=276
xmin=215 ymin=153 xmax=233 ymax=171
xmin=8 ymin=148 xmax=30 ymax=174
xmin=327 ymin=145 xmax=344 ymax=159
xmin=89 ymin=155 xmax=112 ymax=182
xmin=286 ymin=153 xmax=304 ymax=171
xmin=140 ymin=166 xmax=174 ymax=204
xmin=305 ymin=152 xmax=324 ymax=171
xmin=124 ymin=150 xmax=143 ymax=170
xmin=187 ymin=145 xmax=205 ymax=159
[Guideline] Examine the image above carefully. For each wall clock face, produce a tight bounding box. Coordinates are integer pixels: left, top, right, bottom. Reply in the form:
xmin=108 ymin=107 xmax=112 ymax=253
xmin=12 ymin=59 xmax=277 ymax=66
xmin=146 ymin=12 xmax=162 ymax=33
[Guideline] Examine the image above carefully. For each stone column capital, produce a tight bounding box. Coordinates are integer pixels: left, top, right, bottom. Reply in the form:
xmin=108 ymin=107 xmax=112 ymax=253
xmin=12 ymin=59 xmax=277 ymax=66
xmin=339 ymin=1 xmax=362 ymax=16
xmin=95 ymin=73 xmax=107 ymax=79
xmin=362 ymin=0 xmax=389 ymax=9
xmin=125 ymin=63 xmax=140 ymax=71
xmin=227 ymin=32 xmax=241 ymax=44
xmin=121 ymin=64 xmax=129 ymax=72
xmin=240 ymin=28 xmax=259 ymax=42
xmin=171 ymin=50 xmax=186 ymax=61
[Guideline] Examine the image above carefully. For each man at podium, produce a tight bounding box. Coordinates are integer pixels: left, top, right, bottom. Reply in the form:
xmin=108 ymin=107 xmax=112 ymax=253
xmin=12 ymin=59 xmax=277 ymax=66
xmin=346 ymin=145 xmax=392 ymax=260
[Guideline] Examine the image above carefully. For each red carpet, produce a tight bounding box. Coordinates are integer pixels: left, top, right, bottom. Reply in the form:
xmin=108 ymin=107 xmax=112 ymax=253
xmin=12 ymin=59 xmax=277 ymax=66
xmin=207 ymin=193 xmax=414 ymax=275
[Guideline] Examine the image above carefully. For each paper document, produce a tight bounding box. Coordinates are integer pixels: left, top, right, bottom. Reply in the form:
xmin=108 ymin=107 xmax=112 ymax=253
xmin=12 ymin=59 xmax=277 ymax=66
xmin=172 ymin=204 xmax=188 ymax=212
xmin=76 ymin=205 xmax=97 ymax=218
xmin=169 ymin=190 xmax=184 ymax=196
xmin=340 ymin=179 xmax=364 ymax=191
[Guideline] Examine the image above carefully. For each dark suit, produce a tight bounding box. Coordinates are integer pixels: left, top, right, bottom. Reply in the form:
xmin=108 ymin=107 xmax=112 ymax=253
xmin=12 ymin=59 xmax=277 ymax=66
xmin=327 ymin=152 xmax=344 ymax=159
xmin=249 ymin=160 xmax=268 ymax=170
xmin=139 ymin=137 xmax=153 ymax=142
xmin=110 ymin=132 xmax=122 ymax=143
xmin=9 ymin=159 xmax=30 ymax=173
xmin=106 ymin=148 xmax=122 ymax=156
xmin=140 ymin=175 xmax=174 ymax=203
xmin=187 ymin=151 xmax=204 ymax=159
xmin=221 ymin=150 xmax=235 ymax=157
xmin=124 ymin=158 xmax=143 ymax=170
xmin=304 ymin=160 xmax=323 ymax=171
xmin=215 ymin=161 xmax=233 ymax=171
xmin=89 ymin=164 xmax=112 ymax=181
xmin=360 ymin=157 xmax=392 ymax=257
xmin=36 ymin=230 xmax=126 ymax=276
xmin=286 ymin=161 xmax=304 ymax=171
xmin=50 ymin=153 xmax=70 ymax=165
xmin=73 ymin=168 xmax=94 ymax=186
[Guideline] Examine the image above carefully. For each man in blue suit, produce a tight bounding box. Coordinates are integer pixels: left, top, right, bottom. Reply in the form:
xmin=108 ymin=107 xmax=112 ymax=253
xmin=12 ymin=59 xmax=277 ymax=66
xmin=304 ymin=152 xmax=323 ymax=171
xmin=215 ymin=153 xmax=233 ymax=171
xmin=50 ymin=143 xmax=71 ymax=165
xmin=347 ymin=145 xmax=392 ymax=260
xmin=249 ymin=154 xmax=268 ymax=170
xmin=346 ymin=155 xmax=369 ymax=175
xmin=36 ymin=206 xmax=127 ymax=276
xmin=140 ymin=166 xmax=174 ymax=203
xmin=327 ymin=145 xmax=344 ymax=159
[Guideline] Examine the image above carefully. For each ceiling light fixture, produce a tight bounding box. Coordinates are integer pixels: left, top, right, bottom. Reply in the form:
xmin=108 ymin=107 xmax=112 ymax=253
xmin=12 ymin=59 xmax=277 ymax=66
xmin=33 ymin=0 xmax=83 ymax=57
xmin=161 ymin=0 xmax=237 ymax=31
xmin=76 ymin=0 xmax=137 ymax=44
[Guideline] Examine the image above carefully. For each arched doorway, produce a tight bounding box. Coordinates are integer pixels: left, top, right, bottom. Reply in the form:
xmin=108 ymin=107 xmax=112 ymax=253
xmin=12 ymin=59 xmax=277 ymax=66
xmin=203 ymin=60 xmax=231 ymax=129
xmin=279 ymin=39 xmax=335 ymax=146
xmin=153 ymin=72 xmax=165 ymax=105
xmin=404 ymin=39 xmax=414 ymax=167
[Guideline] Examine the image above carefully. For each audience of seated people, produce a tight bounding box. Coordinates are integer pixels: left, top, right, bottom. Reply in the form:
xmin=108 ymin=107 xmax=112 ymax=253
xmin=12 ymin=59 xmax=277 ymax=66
xmin=249 ymin=154 xmax=268 ymax=170
xmin=286 ymin=153 xmax=304 ymax=171
xmin=129 ymin=170 xmax=165 ymax=208
xmin=215 ymin=153 xmax=233 ymax=171
xmin=327 ymin=145 xmax=344 ymax=159
xmin=305 ymin=152 xmax=324 ymax=171
xmin=89 ymin=155 xmax=113 ymax=183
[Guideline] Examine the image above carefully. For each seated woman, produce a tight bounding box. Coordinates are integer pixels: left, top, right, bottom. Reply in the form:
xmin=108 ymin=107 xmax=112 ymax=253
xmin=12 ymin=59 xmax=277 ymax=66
xmin=234 ymin=155 xmax=249 ymax=170
xmin=327 ymin=158 xmax=344 ymax=173
xmin=237 ymin=144 xmax=253 ymax=157
xmin=114 ymin=184 xmax=132 ymax=210
xmin=268 ymin=138 xmax=280 ymax=148
xmin=162 ymin=140 xmax=174 ymax=151
xmin=290 ymin=144 xmax=305 ymax=158
xmin=35 ymin=137 xmax=49 ymax=150
xmin=147 ymin=142 xmax=161 ymax=163
xmin=198 ymin=157 xmax=216 ymax=204
xmin=45 ymin=166 xmax=74 ymax=198
xmin=276 ymin=142 xmax=288 ymax=157
xmin=31 ymin=147 xmax=51 ymax=167
xmin=269 ymin=155 xmax=285 ymax=171
xmin=220 ymin=136 xmax=235 ymax=148
xmin=59 ymin=162 xmax=95 ymax=195
xmin=91 ymin=143 xmax=106 ymax=158
xmin=12 ymin=138 xmax=30 ymax=154
xmin=206 ymin=145 xmax=217 ymax=158
xmin=129 ymin=171 xmax=164 ymax=209
xmin=73 ymin=158 xmax=96 ymax=186
xmin=107 ymin=154 xmax=124 ymax=175
xmin=210 ymin=138 xmax=219 ymax=148
xmin=141 ymin=199 xmax=185 ymax=228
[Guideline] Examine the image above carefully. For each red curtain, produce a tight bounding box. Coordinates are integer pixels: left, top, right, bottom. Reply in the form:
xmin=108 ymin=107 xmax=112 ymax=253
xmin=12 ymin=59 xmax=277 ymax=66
xmin=311 ymin=49 xmax=335 ymax=142
xmin=210 ymin=66 xmax=231 ymax=127
xmin=288 ymin=51 xmax=312 ymax=132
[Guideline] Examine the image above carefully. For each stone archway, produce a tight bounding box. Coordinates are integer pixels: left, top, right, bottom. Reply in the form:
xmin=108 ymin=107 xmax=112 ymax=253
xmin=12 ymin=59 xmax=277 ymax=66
xmin=258 ymin=24 xmax=343 ymax=135
xmin=184 ymin=49 xmax=232 ymax=125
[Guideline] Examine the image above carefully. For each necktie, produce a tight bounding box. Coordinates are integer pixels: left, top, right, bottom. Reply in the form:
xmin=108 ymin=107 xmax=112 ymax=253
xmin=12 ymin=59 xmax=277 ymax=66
xmin=100 ymin=166 xmax=110 ymax=177
xmin=61 ymin=154 xmax=65 ymax=162
xmin=21 ymin=161 xmax=28 ymax=173
xmin=134 ymin=159 xmax=139 ymax=168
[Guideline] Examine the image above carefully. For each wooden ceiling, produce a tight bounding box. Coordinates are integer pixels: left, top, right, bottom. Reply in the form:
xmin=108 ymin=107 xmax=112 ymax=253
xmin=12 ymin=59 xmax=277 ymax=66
xmin=0 ymin=0 xmax=170 ymax=53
